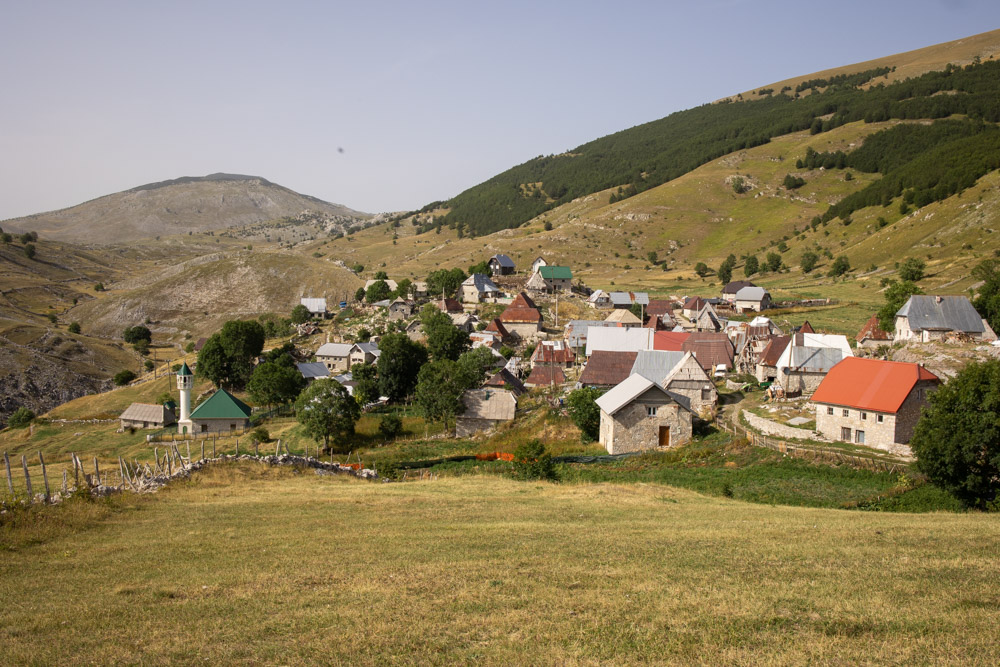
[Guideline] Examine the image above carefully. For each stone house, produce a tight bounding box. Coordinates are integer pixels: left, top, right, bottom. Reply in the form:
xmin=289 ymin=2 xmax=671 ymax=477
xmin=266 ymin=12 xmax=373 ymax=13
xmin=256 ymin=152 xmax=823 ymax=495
xmin=530 ymin=340 xmax=576 ymax=368
xmin=349 ymin=342 xmax=380 ymax=367
xmin=499 ymin=292 xmax=543 ymax=340
xmin=484 ymin=318 xmax=510 ymax=342
xmin=588 ymin=290 xmax=612 ymax=309
xmin=484 ymin=368 xmax=526 ymax=397
xmin=524 ymin=366 xmax=566 ymax=387
xmin=754 ymin=336 xmax=790 ymax=383
xmin=682 ymin=297 xmax=706 ymax=320
xmin=388 ymin=298 xmax=416 ymax=321
xmin=721 ymin=280 xmax=756 ymax=303
xmin=694 ymin=302 xmax=724 ymax=332
xmin=119 ymin=403 xmax=176 ymax=430
xmin=405 ymin=320 xmax=425 ymax=342
xmin=460 ymin=273 xmax=502 ymax=303
xmin=856 ymin=314 xmax=892 ymax=349
xmin=527 ymin=266 xmax=573 ymax=292
xmin=433 ymin=297 xmax=465 ymax=314
xmin=894 ymin=295 xmax=988 ymax=342
xmin=456 ymin=389 xmax=516 ymax=437
xmin=775 ymin=333 xmax=853 ymax=393
xmin=646 ymin=300 xmax=676 ymax=329
xmin=733 ymin=286 xmax=771 ymax=312
xmin=316 ymin=342 xmax=353 ymax=372
xmin=811 ymin=357 xmax=940 ymax=455
xmin=488 ymin=254 xmax=516 ymax=276
xmin=183 ymin=389 xmax=252 ymax=435
xmin=631 ymin=350 xmax=717 ymax=417
xmin=595 ymin=374 xmax=693 ymax=454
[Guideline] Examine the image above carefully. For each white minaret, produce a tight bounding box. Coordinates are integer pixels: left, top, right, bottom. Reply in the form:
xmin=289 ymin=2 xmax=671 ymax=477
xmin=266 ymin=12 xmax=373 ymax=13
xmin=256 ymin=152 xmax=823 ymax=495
xmin=177 ymin=361 xmax=193 ymax=432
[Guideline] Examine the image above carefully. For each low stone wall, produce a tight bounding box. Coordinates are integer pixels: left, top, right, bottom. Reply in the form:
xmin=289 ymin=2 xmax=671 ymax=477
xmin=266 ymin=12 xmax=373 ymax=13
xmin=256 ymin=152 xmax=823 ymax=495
xmin=741 ymin=410 xmax=825 ymax=442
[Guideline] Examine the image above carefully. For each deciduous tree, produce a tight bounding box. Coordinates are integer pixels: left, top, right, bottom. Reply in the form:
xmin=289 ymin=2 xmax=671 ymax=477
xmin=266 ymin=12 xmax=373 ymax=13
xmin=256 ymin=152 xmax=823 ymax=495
xmin=294 ymin=379 xmax=360 ymax=453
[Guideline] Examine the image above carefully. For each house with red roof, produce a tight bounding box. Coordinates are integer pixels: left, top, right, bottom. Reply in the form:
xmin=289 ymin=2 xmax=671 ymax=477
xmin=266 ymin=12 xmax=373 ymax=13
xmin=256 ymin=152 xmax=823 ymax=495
xmin=811 ymin=357 xmax=940 ymax=454
xmin=499 ymin=292 xmax=543 ymax=340
xmin=856 ymin=314 xmax=892 ymax=349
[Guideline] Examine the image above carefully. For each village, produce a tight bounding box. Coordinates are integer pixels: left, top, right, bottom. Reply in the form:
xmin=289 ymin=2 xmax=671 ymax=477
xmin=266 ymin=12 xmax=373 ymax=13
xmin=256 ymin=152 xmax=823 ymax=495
xmin=104 ymin=251 xmax=998 ymax=469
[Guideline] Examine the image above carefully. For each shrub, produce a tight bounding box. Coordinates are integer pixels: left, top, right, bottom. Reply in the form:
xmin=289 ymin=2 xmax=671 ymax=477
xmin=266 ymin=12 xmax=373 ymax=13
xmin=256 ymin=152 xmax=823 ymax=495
xmin=144 ymin=360 xmax=154 ymax=372
xmin=7 ymin=407 xmax=35 ymax=428
xmin=23 ymin=243 xmax=36 ymax=259
xmin=512 ymin=440 xmax=557 ymax=481
xmin=249 ymin=427 xmax=270 ymax=444
xmin=113 ymin=370 xmax=137 ymax=386
xmin=378 ymin=414 xmax=404 ymax=441
xmin=67 ymin=322 xmax=81 ymax=334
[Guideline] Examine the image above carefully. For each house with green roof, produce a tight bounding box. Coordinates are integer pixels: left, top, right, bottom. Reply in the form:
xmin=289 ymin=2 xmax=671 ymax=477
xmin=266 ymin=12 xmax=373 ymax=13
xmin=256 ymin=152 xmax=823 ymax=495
xmin=178 ymin=388 xmax=253 ymax=435
xmin=526 ymin=265 xmax=573 ymax=293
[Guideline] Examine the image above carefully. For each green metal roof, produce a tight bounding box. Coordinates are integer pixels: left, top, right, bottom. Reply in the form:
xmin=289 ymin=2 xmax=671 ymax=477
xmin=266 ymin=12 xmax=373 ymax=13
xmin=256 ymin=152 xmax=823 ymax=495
xmin=539 ymin=265 xmax=572 ymax=280
xmin=178 ymin=362 xmax=193 ymax=377
xmin=189 ymin=388 xmax=252 ymax=420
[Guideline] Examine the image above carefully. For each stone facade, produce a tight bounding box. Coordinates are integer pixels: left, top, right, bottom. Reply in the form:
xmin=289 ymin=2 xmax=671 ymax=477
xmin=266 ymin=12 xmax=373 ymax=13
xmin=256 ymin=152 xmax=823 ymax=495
xmin=662 ymin=355 xmax=718 ymax=417
xmin=185 ymin=417 xmax=250 ymax=435
xmin=813 ymin=379 xmax=936 ymax=455
xmin=742 ymin=410 xmax=822 ymax=441
xmin=780 ymin=369 xmax=826 ymax=394
xmin=503 ymin=321 xmax=542 ymax=340
xmin=599 ymin=388 xmax=692 ymax=455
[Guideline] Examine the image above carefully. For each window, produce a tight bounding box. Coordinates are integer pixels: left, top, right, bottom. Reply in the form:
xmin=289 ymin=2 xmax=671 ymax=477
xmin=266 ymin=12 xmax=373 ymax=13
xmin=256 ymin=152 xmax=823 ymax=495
xmin=855 ymin=430 xmax=865 ymax=444
xmin=876 ymin=414 xmax=884 ymax=424
xmin=861 ymin=412 xmax=867 ymax=421
xmin=842 ymin=409 xmax=850 ymax=417
xmin=646 ymin=406 xmax=658 ymax=417
xmin=826 ymin=407 xmax=834 ymax=415
xmin=840 ymin=427 xmax=851 ymax=441
xmin=201 ymin=424 xmax=208 ymax=433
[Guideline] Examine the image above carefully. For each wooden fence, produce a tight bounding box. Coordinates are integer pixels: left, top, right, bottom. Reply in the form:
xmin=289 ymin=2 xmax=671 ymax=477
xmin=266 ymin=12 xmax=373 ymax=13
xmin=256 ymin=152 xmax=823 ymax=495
xmin=717 ymin=418 xmax=908 ymax=474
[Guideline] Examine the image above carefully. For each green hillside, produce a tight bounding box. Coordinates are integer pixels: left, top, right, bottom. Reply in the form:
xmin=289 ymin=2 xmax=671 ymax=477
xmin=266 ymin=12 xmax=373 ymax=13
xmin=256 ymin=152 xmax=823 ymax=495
xmin=437 ymin=58 xmax=1000 ymax=237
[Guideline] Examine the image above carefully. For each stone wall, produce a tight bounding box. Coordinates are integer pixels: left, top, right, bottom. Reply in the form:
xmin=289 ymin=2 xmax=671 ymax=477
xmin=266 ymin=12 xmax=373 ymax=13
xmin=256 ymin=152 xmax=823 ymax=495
xmin=813 ymin=405 xmax=910 ymax=457
xmin=601 ymin=402 xmax=692 ymax=455
xmin=742 ymin=410 xmax=822 ymax=442
xmin=504 ymin=322 xmax=542 ymax=340
xmin=455 ymin=417 xmax=499 ymax=438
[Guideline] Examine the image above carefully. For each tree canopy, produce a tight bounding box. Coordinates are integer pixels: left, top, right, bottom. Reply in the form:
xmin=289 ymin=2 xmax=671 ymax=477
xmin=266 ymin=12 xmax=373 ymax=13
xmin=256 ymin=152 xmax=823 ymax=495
xmin=196 ymin=319 xmax=266 ymax=389
xmin=911 ymin=360 xmax=1000 ymax=509
xmin=566 ymin=387 xmax=605 ymax=443
xmin=376 ymin=333 xmax=428 ymax=402
xmin=247 ymin=361 xmax=305 ymax=410
xmin=877 ymin=280 xmax=922 ymax=332
xmin=413 ymin=360 xmax=469 ymax=431
xmin=421 ymin=305 xmax=470 ymax=361
xmin=294 ymin=379 xmax=360 ymax=453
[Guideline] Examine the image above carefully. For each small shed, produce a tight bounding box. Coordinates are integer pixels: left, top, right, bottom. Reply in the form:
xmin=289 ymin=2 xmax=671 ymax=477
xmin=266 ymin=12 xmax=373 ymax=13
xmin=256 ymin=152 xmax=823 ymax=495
xmin=595 ymin=375 xmax=692 ymax=455
xmin=300 ymin=297 xmax=328 ymax=318
xmin=456 ymin=389 xmax=516 ymax=437
xmin=120 ymin=403 xmax=176 ymax=430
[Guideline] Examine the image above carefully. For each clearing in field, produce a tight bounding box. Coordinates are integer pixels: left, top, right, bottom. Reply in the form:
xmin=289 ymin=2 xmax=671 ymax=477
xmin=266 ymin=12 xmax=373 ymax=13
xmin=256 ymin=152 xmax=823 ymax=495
xmin=1 ymin=465 xmax=998 ymax=664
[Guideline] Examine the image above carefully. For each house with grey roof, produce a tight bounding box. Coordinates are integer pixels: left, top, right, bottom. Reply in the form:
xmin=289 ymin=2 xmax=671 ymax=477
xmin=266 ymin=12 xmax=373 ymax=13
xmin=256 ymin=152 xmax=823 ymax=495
xmin=300 ymin=297 xmax=328 ymax=318
xmin=631 ymin=350 xmax=717 ymax=416
xmin=456 ymin=389 xmax=517 ymax=437
xmin=894 ymin=295 xmax=989 ymax=342
xmin=734 ymin=286 xmax=771 ymax=312
xmin=350 ymin=342 xmax=380 ymax=367
xmin=609 ymin=291 xmax=650 ymax=309
xmin=488 ymin=254 xmax=516 ymax=276
xmin=595 ymin=375 xmax=692 ymax=454
xmin=119 ymin=403 xmax=176 ymax=430
xmin=316 ymin=342 xmax=353 ymax=372
xmin=460 ymin=273 xmax=502 ymax=303
xmin=296 ymin=362 xmax=330 ymax=382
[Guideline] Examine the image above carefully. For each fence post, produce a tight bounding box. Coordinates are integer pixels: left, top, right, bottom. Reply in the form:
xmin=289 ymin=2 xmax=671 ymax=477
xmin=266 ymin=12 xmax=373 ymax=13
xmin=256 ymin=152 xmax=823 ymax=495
xmin=213 ymin=440 xmax=216 ymax=458
xmin=275 ymin=440 xmax=280 ymax=457
xmin=201 ymin=441 xmax=205 ymax=461
xmin=186 ymin=442 xmax=191 ymax=464
xmin=22 ymin=455 xmax=33 ymax=501
xmin=235 ymin=439 xmax=239 ymax=457
xmin=39 ymin=452 xmax=50 ymax=502
xmin=94 ymin=457 xmax=100 ymax=487
xmin=3 ymin=451 xmax=14 ymax=500
xmin=62 ymin=470 xmax=68 ymax=495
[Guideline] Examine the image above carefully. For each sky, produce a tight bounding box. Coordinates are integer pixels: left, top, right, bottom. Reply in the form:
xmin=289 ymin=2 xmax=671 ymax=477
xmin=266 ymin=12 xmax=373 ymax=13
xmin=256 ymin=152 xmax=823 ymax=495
xmin=1 ymin=1 xmax=999 ymax=219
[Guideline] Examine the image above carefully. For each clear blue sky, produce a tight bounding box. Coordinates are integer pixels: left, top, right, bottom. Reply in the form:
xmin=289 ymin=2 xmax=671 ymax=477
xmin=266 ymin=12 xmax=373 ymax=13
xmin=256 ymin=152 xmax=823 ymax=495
xmin=1 ymin=1 xmax=998 ymax=219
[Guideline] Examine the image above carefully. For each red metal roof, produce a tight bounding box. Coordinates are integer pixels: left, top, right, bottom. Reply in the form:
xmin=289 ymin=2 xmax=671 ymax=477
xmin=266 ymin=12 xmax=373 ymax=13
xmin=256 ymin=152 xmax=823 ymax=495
xmin=524 ymin=366 xmax=566 ymax=387
xmin=531 ymin=342 xmax=576 ymax=364
xmin=810 ymin=357 xmax=939 ymax=413
xmin=799 ymin=321 xmax=815 ymax=334
xmin=757 ymin=336 xmax=790 ymax=366
xmin=682 ymin=333 xmax=734 ymax=371
xmin=485 ymin=318 xmax=509 ymax=338
xmin=434 ymin=297 xmax=464 ymax=313
xmin=646 ymin=300 xmax=673 ymax=316
xmin=653 ymin=331 xmax=690 ymax=351
xmin=500 ymin=292 xmax=542 ymax=323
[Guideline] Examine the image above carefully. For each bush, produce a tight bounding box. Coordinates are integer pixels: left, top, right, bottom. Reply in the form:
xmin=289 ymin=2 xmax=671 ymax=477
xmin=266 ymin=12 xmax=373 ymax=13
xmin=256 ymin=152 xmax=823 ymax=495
xmin=512 ymin=440 xmax=557 ymax=481
xmin=113 ymin=370 xmax=137 ymax=386
xmin=566 ymin=387 xmax=604 ymax=442
xmin=378 ymin=414 xmax=404 ymax=441
xmin=67 ymin=322 xmax=81 ymax=334
xmin=23 ymin=243 xmax=36 ymax=260
xmin=249 ymin=427 xmax=270 ymax=444
xmin=7 ymin=407 xmax=35 ymax=428
xmin=144 ymin=360 xmax=154 ymax=372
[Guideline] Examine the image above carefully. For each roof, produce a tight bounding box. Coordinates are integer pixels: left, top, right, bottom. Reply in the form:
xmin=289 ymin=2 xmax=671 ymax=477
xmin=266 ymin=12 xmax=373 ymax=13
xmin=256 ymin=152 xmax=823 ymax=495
xmin=434 ymin=297 xmax=464 ymax=313
xmin=578 ymin=351 xmax=638 ymax=386
xmin=524 ymin=366 xmax=566 ymax=386
xmin=799 ymin=321 xmax=815 ymax=334
xmin=896 ymin=295 xmax=984 ymax=333
xmin=564 ymin=320 xmax=616 ymax=348
xmin=786 ymin=346 xmax=844 ymax=373
xmin=588 ymin=289 xmax=610 ymax=303
xmin=177 ymin=362 xmax=193 ymax=377
xmin=857 ymin=314 xmax=891 ymax=342
xmin=646 ymin=300 xmax=673 ymax=317
xmin=630 ymin=350 xmax=687 ymax=385
xmin=757 ymin=336 xmax=790 ymax=366
xmin=810 ymin=357 xmax=940 ymax=413
xmin=531 ymin=340 xmax=576 ymax=364
xmin=734 ymin=286 xmax=769 ymax=302
xmin=500 ymin=292 xmax=542 ymax=323
xmin=585 ymin=327 xmax=655 ymax=356
xmin=484 ymin=368 xmax=526 ymax=397
xmin=683 ymin=296 xmax=706 ymax=311
xmin=296 ymin=362 xmax=330 ymax=379
xmin=352 ymin=342 xmax=380 ymax=356
xmin=652 ymin=331 xmax=690 ymax=351
xmin=317 ymin=342 xmax=353 ymax=357
xmin=609 ymin=291 xmax=649 ymax=307
xmin=538 ymin=265 xmax=572 ymax=280
xmin=722 ymin=280 xmax=756 ymax=295
xmin=462 ymin=273 xmax=500 ymax=292
xmin=189 ymin=388 xmax=252 ymax=420
xmin=300 ymin=297 xmax=327 ymax=313
xmin=485 ymin=318 xmax=509 ymax=338
xmin=460 ymin=389 xmax=517 ymax=421
xmin=595 ymin=374 xmax=690 ymax=416
xmin=490 ymin=254 xmax=516 ymax=268
xmin=683 ymin=333 xmax=735 ymax=370
xmin=120 ymin=403 xmax=175 ymax=424
xmin=605 ymin=309 xmax=642 ymax=325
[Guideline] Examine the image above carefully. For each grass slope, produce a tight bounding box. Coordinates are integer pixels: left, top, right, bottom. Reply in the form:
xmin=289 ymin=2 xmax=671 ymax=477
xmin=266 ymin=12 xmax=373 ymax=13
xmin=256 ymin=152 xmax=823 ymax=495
xmin=1 ymin=467 xmax=998 ymax=663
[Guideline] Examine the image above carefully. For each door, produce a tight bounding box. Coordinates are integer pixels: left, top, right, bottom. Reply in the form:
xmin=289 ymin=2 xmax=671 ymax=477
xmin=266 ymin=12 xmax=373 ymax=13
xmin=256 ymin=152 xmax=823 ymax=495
xmin=658 ymin=426 xmax=670 ymax=447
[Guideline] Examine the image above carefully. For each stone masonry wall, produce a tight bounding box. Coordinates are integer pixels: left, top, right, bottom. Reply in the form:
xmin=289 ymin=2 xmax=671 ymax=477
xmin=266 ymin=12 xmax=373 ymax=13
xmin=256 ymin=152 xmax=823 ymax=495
xmin=602 ymin=403 xmax=691 ymax=455
xmin=742 ymin=410 xmax=823 ymax=441
xmin=813 ymin=405 xmax=910 ymax=457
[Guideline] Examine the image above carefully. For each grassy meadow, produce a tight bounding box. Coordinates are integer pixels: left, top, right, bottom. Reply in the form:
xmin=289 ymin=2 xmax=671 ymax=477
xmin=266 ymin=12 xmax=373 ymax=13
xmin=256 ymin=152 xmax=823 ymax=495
xmin=1 ymin=465 xmax=998 ymax=664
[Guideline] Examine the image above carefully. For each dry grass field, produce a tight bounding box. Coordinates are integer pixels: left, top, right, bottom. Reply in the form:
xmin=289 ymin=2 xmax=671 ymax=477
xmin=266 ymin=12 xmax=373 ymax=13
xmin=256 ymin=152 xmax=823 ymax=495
xmin=1 ymin=465 xmax=998 ymax=664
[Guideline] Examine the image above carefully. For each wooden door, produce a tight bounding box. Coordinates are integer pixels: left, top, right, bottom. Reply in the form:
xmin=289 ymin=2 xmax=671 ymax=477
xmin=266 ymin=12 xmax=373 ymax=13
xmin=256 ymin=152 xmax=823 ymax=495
xmin=658 ymin=426 xmax=670 ymax=447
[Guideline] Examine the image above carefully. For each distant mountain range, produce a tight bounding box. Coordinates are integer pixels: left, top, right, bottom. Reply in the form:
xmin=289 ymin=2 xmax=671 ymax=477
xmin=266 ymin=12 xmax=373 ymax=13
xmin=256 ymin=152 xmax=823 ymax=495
xmin=3 ymin=173 xmax=369 ymax=245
